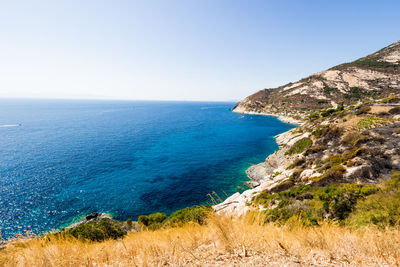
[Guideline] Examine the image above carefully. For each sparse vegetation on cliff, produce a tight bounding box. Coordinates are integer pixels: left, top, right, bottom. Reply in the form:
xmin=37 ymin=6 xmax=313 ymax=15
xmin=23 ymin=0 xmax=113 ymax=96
xmin=233 ymin=40 xmax=400 ymax=116
xmin=253 ymin=182 xmax=379 ymax=225
xmin=347 ymin=172 xmax=400 ymax=228
xmin=285 ymin=137 xmax=312 ymax=155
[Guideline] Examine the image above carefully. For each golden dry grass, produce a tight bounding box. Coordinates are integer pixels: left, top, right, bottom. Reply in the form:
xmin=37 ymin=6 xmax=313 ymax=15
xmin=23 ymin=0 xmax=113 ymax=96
xmin=1 ymin=214 xmax=400 ymax=266
xmin=342 ymin=115 xmax=361 ymax=130
xmin=369 ymin=105 xmax=393 ymax=114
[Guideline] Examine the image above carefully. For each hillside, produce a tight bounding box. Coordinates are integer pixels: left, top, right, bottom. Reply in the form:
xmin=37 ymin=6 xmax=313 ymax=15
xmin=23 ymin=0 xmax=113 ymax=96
xmin=218 ymin=41 xmax=400 ymax=219
xmin=234 ymin=40 xmax=400 ymax=119
xmin=216 ymin=95 xmax=400 ymax=217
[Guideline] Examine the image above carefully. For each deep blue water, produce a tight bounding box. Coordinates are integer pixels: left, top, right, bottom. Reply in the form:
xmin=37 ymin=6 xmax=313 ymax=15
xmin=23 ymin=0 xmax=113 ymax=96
xmin=0 ymin=99 xmax=294 ymax=239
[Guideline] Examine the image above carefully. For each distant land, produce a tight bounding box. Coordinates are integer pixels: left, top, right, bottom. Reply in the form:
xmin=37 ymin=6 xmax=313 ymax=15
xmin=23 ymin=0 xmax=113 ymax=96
xmin=234 ymin=40 xmax=400 ymax=117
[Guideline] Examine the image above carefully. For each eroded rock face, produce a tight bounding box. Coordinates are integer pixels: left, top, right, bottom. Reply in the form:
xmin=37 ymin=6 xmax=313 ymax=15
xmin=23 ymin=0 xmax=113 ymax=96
xmin=215 ymin=102 xmax=400 ymax=216
xmin=233 ymin=40 xmax=400 ymax=116
xmin=220 ymin=40 xmax=400 ymax=217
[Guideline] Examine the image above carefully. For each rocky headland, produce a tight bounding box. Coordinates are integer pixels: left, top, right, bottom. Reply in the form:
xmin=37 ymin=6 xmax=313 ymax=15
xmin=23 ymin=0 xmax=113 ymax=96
xmin=215 ymin=40 xmax=400 ymax=217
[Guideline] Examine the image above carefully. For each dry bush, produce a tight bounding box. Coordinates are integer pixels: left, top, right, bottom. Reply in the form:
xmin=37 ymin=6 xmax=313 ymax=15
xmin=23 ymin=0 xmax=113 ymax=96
xmin=1 ymin=214 xmax=400 ymax=266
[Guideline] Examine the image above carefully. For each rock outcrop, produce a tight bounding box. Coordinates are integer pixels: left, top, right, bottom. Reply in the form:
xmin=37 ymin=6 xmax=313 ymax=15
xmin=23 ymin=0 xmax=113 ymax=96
xmin=216 ymin=96 xmax=400 ymax=215
xmin=233 ymin=40 xmax=400 ymax=119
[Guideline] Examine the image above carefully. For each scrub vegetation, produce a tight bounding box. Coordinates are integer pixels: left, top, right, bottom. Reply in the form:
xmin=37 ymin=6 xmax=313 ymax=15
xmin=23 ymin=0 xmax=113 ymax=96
xmin=2 ymin=211 xmax=400 ymax=266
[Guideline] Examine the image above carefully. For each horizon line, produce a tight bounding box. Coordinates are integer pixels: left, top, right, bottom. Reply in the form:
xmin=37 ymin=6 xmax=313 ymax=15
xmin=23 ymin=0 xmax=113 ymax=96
xmin=0 ymin=96 xmax=240 ymax=103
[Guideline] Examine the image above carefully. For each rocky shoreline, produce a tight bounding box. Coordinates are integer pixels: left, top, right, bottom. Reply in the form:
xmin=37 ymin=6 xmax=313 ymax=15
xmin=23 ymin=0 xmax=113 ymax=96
xmin=232 ymin=105 xmax=304 ymax=125
xmin=215 ymin=98 xmax=400 ymax=216
xmin=213 ymin=111 xmax=304 ymax=215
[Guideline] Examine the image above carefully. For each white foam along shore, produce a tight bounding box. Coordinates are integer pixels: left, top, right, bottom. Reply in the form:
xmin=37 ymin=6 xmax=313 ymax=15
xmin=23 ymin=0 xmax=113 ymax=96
xmin=213 ymin=108 xmax=304 ymax=215
xmin=232 ymin=108 xmax=304 ymax=126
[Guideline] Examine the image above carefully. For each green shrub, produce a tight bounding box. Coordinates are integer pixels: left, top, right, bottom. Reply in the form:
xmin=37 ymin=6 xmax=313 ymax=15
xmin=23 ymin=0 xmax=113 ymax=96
xmin=316 ymin=164 xmax=346 ymax=182
xmin=321 ymin=108 xmax=336 ymax=117
xmin=324 ymin=149 xmax=362 ymax=167
xmin=314 ymin=184 xmax=378 ymax=220
xmin=167 ymin=206 xmax=212 ymax=225
xmin=290 ymin=169 xmax=303 ymax=182
xmin=323 ymin=86 xmax=338 ymax=96
xmin=257 ymin=183 xmax=378 ymax=225
xmin=320 ymin=126 xmax=343 ymax=141
xmin=253 ymin=191 xmax=280 ymax=207
xmin=352 ymin=59 xmax=396 ymax=69
xmin=148 ymin=212 xmax=167 ymax=223
xmin=347 ymin=172 xmax=400 ymax=228
xmin=308 ymin=112 xmax=320 ymax=121
xmin=286 ymin=157 xmax=305 ymax=169
xmin=285 ymin=137 xmax=312 ymax=155
xmin=138 ymin=212 xmax=166 ymax=227
xmin=336 ymin=102 xmax=344 ymax=111
xmin=342 ymin=133 xmax=368 ymax=147
xmin=138 ymin=215 xmax=150 ymax=226
xmin=305 ymin=145 xmax=325 ymax=155
xmin=342 ymin=148 xmax=363 ymax=159
xmin=344 ymin=87 xmax=364 ymax=100
xmin=66 ymin=218 xmax=127 ymax=241
xmin=312 ymin=125 xmax=328 ymax=138
xmin=325 ymin=154 xmax=345 ymax=164
xmin=283 ymin=184 xmax=311 ymax=198
xmin=357 ymin=116 xmax=388 ymax=130
xmin=138 ymin=206 xmax=212 ymax=229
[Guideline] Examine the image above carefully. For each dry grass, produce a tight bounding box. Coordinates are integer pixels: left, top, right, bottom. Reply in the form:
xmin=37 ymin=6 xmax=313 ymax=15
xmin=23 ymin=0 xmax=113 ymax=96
xmin=342 ymin=116 xmax=361 ymax=130
xmin=1 ymin=214 xmax=400 ymax=266
xmin=369 ymin=105 xmax=393 ymax=114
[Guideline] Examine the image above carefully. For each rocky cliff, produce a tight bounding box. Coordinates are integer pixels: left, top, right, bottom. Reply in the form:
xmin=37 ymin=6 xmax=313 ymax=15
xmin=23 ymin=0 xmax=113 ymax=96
xmin=217 ymin=40 xmax=400 ymax=216
xmin=233 ymin=40 xmax=400 ymax=119
xmin=216 ymin=97 xmax=400 ymax=215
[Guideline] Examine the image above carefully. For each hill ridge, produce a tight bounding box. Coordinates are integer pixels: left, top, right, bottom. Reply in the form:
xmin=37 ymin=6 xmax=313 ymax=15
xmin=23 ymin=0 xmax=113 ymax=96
xmin=234 ymin=40 xmax=400 ymax=118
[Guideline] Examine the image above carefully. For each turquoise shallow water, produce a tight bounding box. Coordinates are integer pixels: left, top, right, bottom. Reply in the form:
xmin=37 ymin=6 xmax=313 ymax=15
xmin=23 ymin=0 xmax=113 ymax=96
xmin=0 ymin=99 xmax=295 ymax=239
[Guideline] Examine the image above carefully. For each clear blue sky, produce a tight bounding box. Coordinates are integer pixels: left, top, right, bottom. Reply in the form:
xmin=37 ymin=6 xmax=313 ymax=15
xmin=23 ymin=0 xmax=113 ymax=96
xmin=0 ymin=0 xmax=399 ymax=101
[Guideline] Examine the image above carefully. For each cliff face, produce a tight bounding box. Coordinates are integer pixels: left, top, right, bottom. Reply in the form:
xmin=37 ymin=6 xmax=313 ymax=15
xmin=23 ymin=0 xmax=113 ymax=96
xmin=217 ymin=40 xmax=400 ymax=216
xmin=234 ymin=40 xmax=400 ymax=116
xmin=216 ymin=98 xmax=400 ymax=215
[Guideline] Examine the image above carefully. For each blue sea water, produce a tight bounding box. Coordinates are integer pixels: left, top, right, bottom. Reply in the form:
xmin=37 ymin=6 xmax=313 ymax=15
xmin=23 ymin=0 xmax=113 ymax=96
xmin=0 ymin=99 xmax=295 ymax=239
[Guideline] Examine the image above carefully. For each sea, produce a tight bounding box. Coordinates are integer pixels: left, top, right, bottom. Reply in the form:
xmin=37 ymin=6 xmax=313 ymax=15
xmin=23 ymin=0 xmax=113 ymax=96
xmin=0 ymin=99 xmax=295 ymax=239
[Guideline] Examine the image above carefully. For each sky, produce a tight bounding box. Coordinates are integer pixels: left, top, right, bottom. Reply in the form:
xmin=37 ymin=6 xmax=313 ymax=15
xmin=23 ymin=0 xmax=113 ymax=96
xmin=0 ymin=0 xmax=399 ymax=101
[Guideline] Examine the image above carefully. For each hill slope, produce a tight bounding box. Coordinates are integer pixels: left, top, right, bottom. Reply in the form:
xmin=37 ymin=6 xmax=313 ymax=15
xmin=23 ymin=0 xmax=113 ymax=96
xmin=234 ymin=40 xmax=400 ymax=117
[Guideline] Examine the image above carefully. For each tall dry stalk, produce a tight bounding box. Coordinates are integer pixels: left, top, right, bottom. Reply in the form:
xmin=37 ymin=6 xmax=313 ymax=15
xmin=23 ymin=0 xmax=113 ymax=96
xmin=1 ymin=214 xmax=400 ymax=266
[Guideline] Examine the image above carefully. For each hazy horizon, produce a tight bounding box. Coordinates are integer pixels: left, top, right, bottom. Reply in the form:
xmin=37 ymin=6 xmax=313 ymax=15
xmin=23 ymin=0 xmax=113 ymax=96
xmin=1 ymin=0 xmax=400 ymax=101
xmin=0 ymin=96 xmax=239 ymax=102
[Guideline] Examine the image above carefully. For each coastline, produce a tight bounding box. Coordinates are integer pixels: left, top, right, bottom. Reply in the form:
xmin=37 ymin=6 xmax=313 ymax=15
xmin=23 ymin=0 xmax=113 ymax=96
xmin=232 ymin=108 xmax=304 ymax=126
xmin=213 ymin=108 xmax=304 ymax=215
